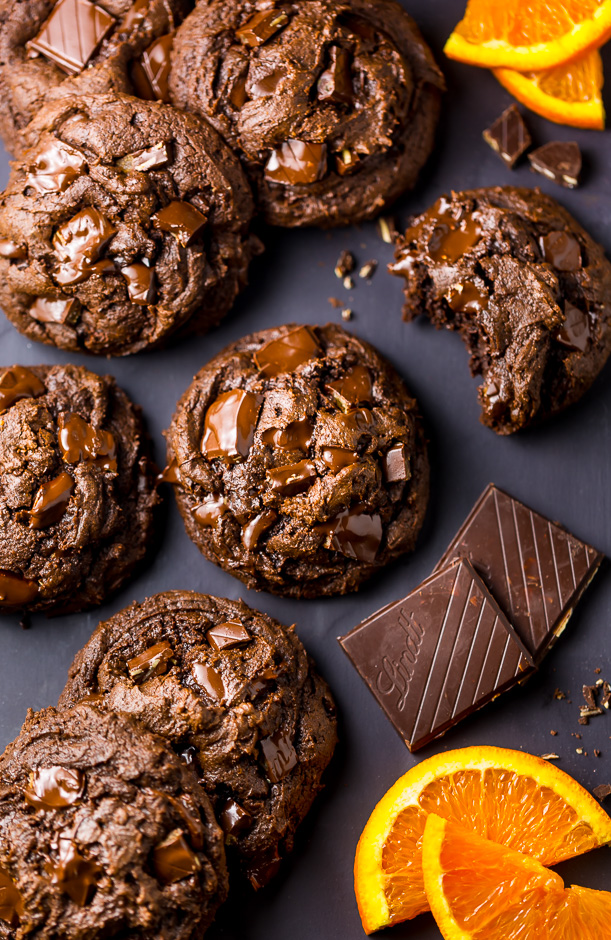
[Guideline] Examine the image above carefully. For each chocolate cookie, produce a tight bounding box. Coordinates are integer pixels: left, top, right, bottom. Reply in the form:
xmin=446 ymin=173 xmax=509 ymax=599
xmin=0 ymin=363 xmax=158 ymax=615
xmin=0 ymin=92 xmax=258 ymax=356
xmin=0 ymin=0 xmax=189 ymax=156
xmin=169 ymin=0 xmax=444 ymax=227
xmin=0 ymin=702 xmax=227 ymax=938
xmin=165 ymin=324 xmax=429 ymax=597
xmin=390 ymin=186 xmax=611 ymax=434
xmin=59 ymin=590 xmax=338 ymax=888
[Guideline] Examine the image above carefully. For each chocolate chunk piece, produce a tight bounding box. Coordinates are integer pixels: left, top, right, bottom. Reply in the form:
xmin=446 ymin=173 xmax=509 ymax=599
xmin=326 ymin=365 xmax=373 ymax=407
xmin=46 ymin=836 xmax=103 ymax=906
xmin=0 ymin=238 xmax=26 ymax=259
xmin=58 ymin=412 xmax=117 ymax=471
xmin=201 ymin=389 xmax=261 ymax=461
xmin=242 ymin=510 xmax=277 ymax=550
xmin=25 ymin=472 xmax=74 ymax=529
xmin=557 ymin=302 xmax=591 ymax=352
xmin=593 ymin=784 xmax=611 ymax=802
xmin=131 ymin=33 xmax=174 ymax=102
xmin=528 ymin=141 xmax=582 ymax=188
xmin=25 ymin=766 xmax=85 ymax=810
xmin=27 ymin=0 xmax=116 ymax=74
xmin=29 ymin=296 xmax=79 ymax=325
xmin=340 ymin=558 xmax=533 ymax=751
xmin=192 ymin=662 xmax=225 ymax=702
xmin=254 ymin=324 xmax=320 ymax=377
xmin=53 ymin=207 xmax=116 ymax=285
xmin=207 ymin=621 xmax=251 ymax=651
xmin=153 ymin=831 xmax=200 ymax=884
xmin=382 ymin=443 xmax=410 ymax=483
xmin=0 ymin=867 xmax=23 ymax=927
xmin=26 ymin=140 xmax=87 ymax=194
xmin=219 ymin=798 xmax=252 ymax=834
xmin=235 ymin=10 xmax=289 ymax=47
xmin=117 ymin=142 xmax=171 ymax=172
xmin=321 ymin=447 xmax=358 ymax=471
xmin=435 ymin=484 xmax=603 ymax=663
xmin=322 ymin=506 xmax=383 ymax=563
xmin=127 ymin=642 xmax=174 ymax=683
xmin=260 ymin=730 xmax=298 ymax=782
xmin=264 ymin=140 xmax=328 ymax=186
xmin=0 ymin=571 xmax=39 ymax=607
xmin=261 ymin=418 xmax=314 ymax=451
xmin=0 ymin=365 xmax=45 ymax=414
xmin=540 ymin=231 xmax=582 ymax=272
xmin=483 ymin=105 xmax=531 ymax=168
xmin=152 ymin=200 xmax=207 ymax=246
xmin=317 ymin=45 xmax=352 ymax=104
xmin=121 ymin=263 xmax=156 ymax=305
xmin=194 ymin=495 xmax=226 ymax=527
xmin=267 ymin=459 xmax=317 ymax=496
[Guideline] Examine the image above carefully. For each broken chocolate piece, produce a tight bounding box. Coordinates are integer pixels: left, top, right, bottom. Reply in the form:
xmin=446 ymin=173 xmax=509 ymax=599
xmin=483 ymin=105 xmax=531 ymax=168
xmin=26 ymin=472 xmax=74 ymax=529
xmin=540 ymin=231 xmax=582 ymax=272
xmin=192 ymin=662 xmax=225 ymax=702
xmin=117 ymin=142 xmax=171 ymax=172
xmin=267 ymin=459 xmax=317 ymax=496
xmin=261 ymin=418 xmax=313 ymax=451
xmin=236 ymin=10 xmax=288 ymax=47
xmin=0 ymin=238 xmax=26 ymax=259
xmin=29 ymin=296 xmax=78 ymax=325
xmin=130 ymin=33 xmax=174 ymax=102
xmin=326 ymin=365 xmax=373 ymax=408
xmin=254 ymin=325 xmax=320 ymax=377
xmin=250 ymin=68 xmax=286 ymax=97
xmin=382 ymin=443 xmax=410 ymax=483
xmin=242 ymin=510 xmax=277 ymax=550
xmin=193 ymin=495 xmax=226 ymax=527
xmin=219 ymin=798 xmax=252 ymax=835
xmin=557 ymin=302 xmax=591 ymax=352
xmin=127 ymin=642 xmax=174 ymax=683
xmin=593 ymin=784 xmax=611 ymax=801
xmin=53 ymin=208 xmax=116 ymax=285
xmin=317 ymin=46 xmax=352 ymax=104
xmin=339 ymin=558 xmax=533 ymax=751
xmin=121 ymin=263 xmax=156 ymax=305
xmin=260 ymin=730 xmax=298 ymax=782
xmin=0 ymin=866 xmax=23 ymax=927
xmin=0 ymin=366 xmax=45 ymax=414
xmin=322 ymin=506 xmax=382 ymax=563
xmin=46 ymin=836 xmax=102 ymax=906
xmin=321 ymin=446 xmax=358 ymax=471
xmin=435 ymin=484 xmax=603 ymax=663
xmin=58 ymin=413 xmax=117 ymax=471
xmin=207 ymin=621 xmax=251 ymax=651
xmin=24 ymin=766 xmax=85 ymax=810
xmin=152 ymin=831 xmax=199 ymax=884
xmin=152 ymin=200 xmax=207 ymax=247
xmin=0 ymin=571 xmax=39 ymax=608
xmin=201 ymin=389 xmax=261 ymax=461
xmin=528 ymin=141 xmax=582 ymax=188
xmin=27 ymin=0 xmax=116 ymax=75
xmin=26 ymin=140 xmax=87 ymax=194
xmin=264 ymin=140 xmax=327 ymax=186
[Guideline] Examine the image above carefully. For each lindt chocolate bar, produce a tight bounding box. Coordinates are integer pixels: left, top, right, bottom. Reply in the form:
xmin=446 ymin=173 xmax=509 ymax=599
xmin=435 ymin=484 xmax=603 ymax=663
xmin=339 ymin=558 xmax=533 ymax=752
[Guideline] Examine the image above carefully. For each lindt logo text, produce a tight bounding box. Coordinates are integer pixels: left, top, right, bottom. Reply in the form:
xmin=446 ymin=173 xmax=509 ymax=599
xmin=375 ymin=609 xmax=424 ymax=711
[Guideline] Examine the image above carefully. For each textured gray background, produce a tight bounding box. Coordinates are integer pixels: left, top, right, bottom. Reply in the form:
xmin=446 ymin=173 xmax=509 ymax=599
xmin=1 ymin=0 xmax=611 ymax=936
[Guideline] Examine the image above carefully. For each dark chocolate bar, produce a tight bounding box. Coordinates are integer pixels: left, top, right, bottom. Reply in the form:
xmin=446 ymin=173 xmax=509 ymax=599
xmin=339 ymin=558 xmax=533 ymax=752
xmin=435 ymin=484 xmax=603 ymax=663
xmin=483 ymin=105 xmax=531 ymax=168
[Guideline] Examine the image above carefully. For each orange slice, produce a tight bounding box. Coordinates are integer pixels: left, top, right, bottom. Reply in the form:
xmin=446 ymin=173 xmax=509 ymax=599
xmin=494 ymin=50 xmax=605 ymax=129
xmin=422 ymin=813 xmax=611 ymax=939
xmin=444 ymin=0 xmax=611 ymax=71
xmin=353 ymin=746 xmax=611 ymax=934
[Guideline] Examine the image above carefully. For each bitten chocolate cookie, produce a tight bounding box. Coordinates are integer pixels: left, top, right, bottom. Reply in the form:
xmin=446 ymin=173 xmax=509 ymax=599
xmin=165 ymin=324 xmax=429 ymax=597
xmin=0 ymin=92 xmax=257 ymax=356
xmin=0 ymin=0 xmax=189 ymax=156
xmin=0 ymin=363 xmax=158 ymax=615
xmin=0 ymin=702 xmax=227 ymax=938
xmin=59 ymin=590 xmax=338 ymax=888
xmin=390 ymin=186 xmax=611 ymax=434
xmin=169 ymin=0 xmax=444 ymax=227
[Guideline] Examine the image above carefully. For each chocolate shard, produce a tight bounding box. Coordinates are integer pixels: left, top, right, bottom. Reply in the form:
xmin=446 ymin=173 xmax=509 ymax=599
xmin=0 ymin=866 xmax=24 ymax=927
xmin=151 ymin=200 xmax=207 ymax=247
xmin=557 ymin=302 xmax=591 ymax=352
xmin=339 ymin=558 xmax=534 ymax=752
xmin=382 ymin=443 xmax=410 ymax=483
xmin=528 ymin=141 xmax=582 ymax=188
xmin=219 ymin=798 xmax=252 ymax=835
xmin=26 ymin=140 xmax=87 ymax=194
xmin=236 ymin=10 xmax=289 ymax=47
xmin=321 ymin=446 xmax=358 ymax=472
xmin=24 ymin=766 xmax=85 ymax=810
xmin=207 ymin=621 xmax=251 ymax=651
xmin=130 ymin=33 xmax=174 ymax=102
xmin=593 ymin=783 xmax=611 ymax=802
xmin=192 ymin=662 xmax=225 ymax=702
xmin=435 ymin=484 xmax=603 ymax=663
xmin=0 ymin=238 xmax=26 ymax=259
xmin=121 ymin=263 xmax=156 ymax=305
xmin=320 ymin=506 xmax=382 ymax=563
xmin=0 ymin=366 xmax=45 ymax=414
xmin=261 ymin=417 xmax=313 ymax=451
xmin=201 ymin=389 xmax=261 ymax=462
xmin=254 ymin=325 xmax=320 ymax=377
xmin=27 ymin=0 xmax=116 ymax=74
xmin=152 ymin=830 xmax=199 ymax=885
xmin=264 ymin=140 xmax=328 ymax=186
xmin=193 ymin=494 xmax=226 ymax=527
xmin=482 ymin=105 xmax=531 ymax=168
xmin=127 ymin=642 xmax=173 ymax=683
xmin=117 ymin=142 xmax=171 ymax=172
xmin=326 ymin=365 xmax=373 ymax=408
xmin=52 ymin=207 xmax=116 ymax=285
xmin=260 ymin=730 xmax=298 ymax=782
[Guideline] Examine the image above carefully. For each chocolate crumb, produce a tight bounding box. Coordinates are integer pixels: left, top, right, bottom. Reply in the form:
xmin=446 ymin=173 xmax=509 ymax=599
xmin=377 ymin=217 xmax=396 ymax=244
xmin=334 ymin=250 xmax=355 ymax=279
xmin=343 ymin=276 xmax=354 ymax=290
xmin=595 ymin=667 xmax=602 ymax=674
xmin=602 ymin=682 xmax=610 ymax=709
xmin=550 ymin=730 xmax=558 ymax=736
xmin=594 ymin=749 xmax=602 ymax=757
xmin=359 ymin=261 xmax=378 ymax=280
xmin=582 ymin=684 xmax=597 ymax=708
xmin=576 ymin=748 xmax=583 ymax=754
xmin=572 ymin=733 xmax=582 ymax=739
xmin=341 ymin=308 xmax=353 ymax=321
xmin=541 ymin=753 xmax=560 ymax=760
xmin=328 ymin=297 xmax=343 ymax=309
xmin=593 ymin=783 xmax=611 ymax=801
xmin=580 ymin=706 xmax=604 ymax=719
xmin=554 ymin=688 xmax=566 ymax=700
xmin=578 ymin=716 xmax=589 ymax=726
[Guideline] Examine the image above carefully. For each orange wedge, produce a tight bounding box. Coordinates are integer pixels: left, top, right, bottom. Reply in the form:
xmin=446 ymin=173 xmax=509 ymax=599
xmin=445 ymin=0 xmax=611 ymax=71
xmin=353 ymin=747 xmax=611 ymax=934
xmin=494 ymin=50 xmax=605 ymax=128
xmin=422 ymin=813 xmax=611 ymax=939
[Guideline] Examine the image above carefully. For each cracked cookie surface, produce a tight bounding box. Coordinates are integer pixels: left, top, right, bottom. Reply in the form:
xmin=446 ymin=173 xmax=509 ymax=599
xmin=0 ymin=702 xmax=227 ymax=939
xmin=165 ymin=324 xmax=429 ymax=597
xmin=391 ymin=186 xmax=611 ymax=434
xmin=169 ymin=0 xmax=444 ymax=227
xmin=0 ymin=92 xmax=257 ymax=355
xmin=59 ymin=590 xmax=338 ymax=888
xmin=0 ymin=363 xmax=158 ymax=614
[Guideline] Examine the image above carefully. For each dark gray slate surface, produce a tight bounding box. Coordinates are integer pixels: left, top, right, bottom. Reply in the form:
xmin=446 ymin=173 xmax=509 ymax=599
xmin=1 ymin=0 xmax=610 ymax=936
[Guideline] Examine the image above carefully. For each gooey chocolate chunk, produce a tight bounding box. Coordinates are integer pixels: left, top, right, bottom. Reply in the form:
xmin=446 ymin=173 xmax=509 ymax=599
xmin=321 ymin=506 xmax=383 ymax=563
xmin=26 ymin=140 xmax=87 ymax=194
xmin=0 ymin=570 xmax=39 ymax=607
xmin=250 ymin=68 xmax=286 ymax=97
xmin=540 ymin=231 xmax=582 ymax=272
xmin=236 ymin=9 xmax=289 ymax=47
xmin=130 ymin=33 xmax=174 ymax=102
xmin=152 ymin=831 xmax=199 ymax=884
xmin=267 ymin=459 xmax=317 ymax=496
xmin=326 ymin=365 xmax=372 ymax=408
xmin=24 ymin=765 xmax=85 ymax=810
xmin=194 ymin=494 xmax=226 ymax=527
xmin=26 ymin=472 xmax=74 ymax=529
xmin=557 ymin=302 xmax=591 ymax=352
xmin=445 ymin=281 xmax=488 ymax=315
xmin=260 ymin=730 xmax=298 ymax=782
xmin=261 ymin=417 xmax=313 ymax=451
xmin=207 ymin=621 xmax=251 ymax=651
xmin=321 ymin=447 xmax=358 ymax=471
xmin=127 ymin=642 xmax=174 ymax=683
xmin=219 ymin=798 xmax=252 ymax=835
xmin=58 ymin=412 xmax=117 ymax=471
xmin=0 ymin=866 xmax=24 ymax=927
xmin=152 ymin=200 xmax=207 ymax=247
xmin=0 ymin=366 xmax=45 ymax=414
xmin=254 ymin=325 xmax=320 ymax=377
xmin=117 ymin=141 xmax=171 ymax=172
xmin=46 ymin=836 xmax=102 ymax=906
xmin=242 ymin=509 xmax=277 ymax=550
xmin=0 ymin=238 xmax=26 ymax=259
xmin=121 ymin=263 xmax=156 ymax=305
xmin=192 ymin=662 xmax=225 ymax=702
xmin=53 ymin=207 xmax=116 ymax=286
xmin=27 ymin=0 xmax=116 ymax=75
xmin=201 ymin=389 xmax=261 ymax=461
xmin=317 ymin=46 xmax=352 ymax=104
xmin=264 ymin=140 xmax=328 ymax=186
xmin=29 ymin=296 xmax=79 ymax=325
